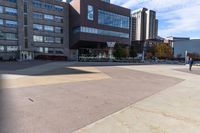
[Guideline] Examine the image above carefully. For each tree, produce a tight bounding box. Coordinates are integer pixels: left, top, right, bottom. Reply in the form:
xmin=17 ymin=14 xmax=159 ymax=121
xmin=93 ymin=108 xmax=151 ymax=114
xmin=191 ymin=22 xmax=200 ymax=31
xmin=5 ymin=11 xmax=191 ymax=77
xmin=129 ymin=45 xmax=137 ymax=58
xmin=147 ymin=43 xmax=173 ymax=59
xmin=113 ymin=43 xmax=127 ymax=59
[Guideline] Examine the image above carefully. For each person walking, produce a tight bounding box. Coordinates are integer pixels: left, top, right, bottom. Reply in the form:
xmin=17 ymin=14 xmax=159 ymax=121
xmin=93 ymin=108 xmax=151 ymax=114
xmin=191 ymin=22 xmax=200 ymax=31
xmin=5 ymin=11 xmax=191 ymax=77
xmin=188 ymin=58 xmax=194 ymax=71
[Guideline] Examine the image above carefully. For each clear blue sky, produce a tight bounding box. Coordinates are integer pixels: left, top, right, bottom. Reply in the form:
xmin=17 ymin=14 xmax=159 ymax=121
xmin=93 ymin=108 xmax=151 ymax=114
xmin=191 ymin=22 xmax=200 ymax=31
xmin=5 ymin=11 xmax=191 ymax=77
xmin=111 ymin=0 xmax=200 ymax=39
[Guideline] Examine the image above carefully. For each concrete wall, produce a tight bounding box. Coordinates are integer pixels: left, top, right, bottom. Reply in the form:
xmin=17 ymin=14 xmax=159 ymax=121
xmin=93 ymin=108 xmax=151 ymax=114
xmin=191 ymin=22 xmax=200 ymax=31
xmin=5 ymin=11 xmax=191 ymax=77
xmin=173 ymin=39 xmax=200 ymax=58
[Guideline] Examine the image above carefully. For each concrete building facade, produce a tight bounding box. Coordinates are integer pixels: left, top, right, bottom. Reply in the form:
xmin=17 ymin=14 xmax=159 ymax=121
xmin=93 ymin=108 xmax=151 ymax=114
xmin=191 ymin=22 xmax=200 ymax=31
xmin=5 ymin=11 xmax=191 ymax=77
xmin=0 ymin=0 xmax=69 ymax=60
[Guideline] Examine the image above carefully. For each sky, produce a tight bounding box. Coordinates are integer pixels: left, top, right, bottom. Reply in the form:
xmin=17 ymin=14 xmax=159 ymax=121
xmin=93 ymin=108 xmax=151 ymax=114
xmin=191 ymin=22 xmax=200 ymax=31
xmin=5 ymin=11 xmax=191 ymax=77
xmin=111 ymin=0 xmax=200 ymax=39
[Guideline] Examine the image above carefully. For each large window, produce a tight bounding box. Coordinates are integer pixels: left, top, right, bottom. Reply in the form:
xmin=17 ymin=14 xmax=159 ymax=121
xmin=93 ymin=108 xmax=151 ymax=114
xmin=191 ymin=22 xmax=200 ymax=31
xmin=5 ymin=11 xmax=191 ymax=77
xmin=55 ymin=16 xmax=63 ymax=23
xmin=5 ymin=7 xmax=17 ymax=15
xmin=33 ymin=12 xmax=43 ymax=19
xmin=55 ymin=37 xmax=63 ymax=44
xmin=7 ymin=46 xmax=18 ymax=52
xmin=33 ymin=24 xmax=43 ymax=31
xmin=0 ymin=46 xmax=4 ymax=52
xmin=44 ymin=14 xmax=54 ymax=20
xmin=6 ymin=33 xmax=17 ymax=40
xmin=98 ymin=10 xmax=129 ymax=29
xmin=33 ymin=35 xmax=43 ymax=42
xmin=73 ymin=26 xmax=129 ymax=38
xmin=44 ymin=36 xmax=54 ymax=43
xmin=44 ymin=25 xmax=54 ymax=32
xmin=55 ymin=27 xmax=63 ymax=33
xmin=5 ymin=20 xmax=17 ymax=28
xmin=54 ymin=5 xmax=63 ymax=12
xmin=87 ymin=5 xmax=94 ymax=21
xmin=33 ymin=0 xmax=43 ymax=8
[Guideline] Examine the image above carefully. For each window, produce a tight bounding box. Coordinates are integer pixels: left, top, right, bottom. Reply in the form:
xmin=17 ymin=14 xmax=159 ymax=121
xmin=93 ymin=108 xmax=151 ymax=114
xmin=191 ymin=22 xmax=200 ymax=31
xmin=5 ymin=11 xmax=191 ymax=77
xmin=35 ymin=47 xmax=43 ymax=53
xmin=6 ymin=20 xmax=17 ymax=28
xmin=33 ymin=12 xmax=43 ymax=19
xmin=7 ymin=46 xmax=18 ymax=52
xmin=87 ymin=5 xmax=94 ymax=21
xmin=33 ymin=0 xmax=43 ymax=8
xmin=44 ymin=14 xmax=54 ymax=20
xmin=33 ymin=24 xmax=43 ymax=31
xmin=5 ymin=33 xmax=17 ymax=40
xmin=7 ymin=0 xmax=17 ymax=3
xmin=55 ymin=16 xmax=63 ymax=23
xmin=54 ymin=5 xmax=63 ymax=12
xmin=0 ymin=6 xmax=3 ymax=13
xmin=33 ymin=35 xmax=43 ymax=42
xmin=73 ymin=26 xmax=129 ymax=38
xmin=44 ymin=25 xmax=54 ymax=32
xmin=55 ymin=27 xmax=63 ymax=33
xmin=44 ymin=3 xmax=53 ymax=10
xmin=44 ymin=37 xmax=54 ymax=43
xmin=5 ymin=7 xmax=17 ymax=15
xmin=0 ymin=19 xmax=3 ymax=25
xmin=98 ymin=10 xmax=129 ymax=29
xmin=55 ymin=37 xmax=63 ymax=44
xmin=55 ymin=48 xmax=64 ymax=54
xmin=0 ymin=46 xmax=4 ymax=52
xmin=24 ymin=1 xmax=28 ymax=13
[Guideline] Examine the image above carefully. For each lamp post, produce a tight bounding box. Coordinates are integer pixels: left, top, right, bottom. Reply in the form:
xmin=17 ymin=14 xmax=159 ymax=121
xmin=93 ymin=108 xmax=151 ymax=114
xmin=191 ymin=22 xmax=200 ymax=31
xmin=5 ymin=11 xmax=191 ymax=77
xmin=107 ymin=42 xmax=116 ymax=62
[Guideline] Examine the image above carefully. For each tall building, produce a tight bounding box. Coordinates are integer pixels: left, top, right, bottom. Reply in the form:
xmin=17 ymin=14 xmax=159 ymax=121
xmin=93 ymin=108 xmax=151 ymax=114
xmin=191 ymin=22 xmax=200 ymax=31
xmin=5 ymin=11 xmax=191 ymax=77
xmin=0 ymin=0 xmax=130 ymax=61
xmin=131 ymin=8 xmax=158 ymax=53
xmin=0 ymin=0 xmax=69 ymax=60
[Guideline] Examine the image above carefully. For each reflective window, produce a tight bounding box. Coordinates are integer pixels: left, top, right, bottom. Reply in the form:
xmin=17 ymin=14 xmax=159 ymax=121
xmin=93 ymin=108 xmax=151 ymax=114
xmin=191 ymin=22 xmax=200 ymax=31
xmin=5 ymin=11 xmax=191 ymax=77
xmin=98 ymin=10 xmax=129 ymax=29
xmin=55 ymin=37 xmax=63 ymax=44
xmin=87 ymin=5 xmax=94 ymax=21
xmin=0 ymin=19 xmax=3 ymax=25
xmin=7 ymin=0 xmax=17 ymax=2
xmin=33 ymin=12 xmax=43 ymax=19
xmin=44 ymin=25 xmax=54 ymax=32
xmin=55 ymin=48 xmax=64 ymax=54
xmin=44 ymin=14 xmax=54 ymax=20
xmin=73 ymin=26 xmax=129 ymax=38
xmin=55 ymin=27 xmax=63 ymax=33
xmin=0 ymin=46 xmax=4 ymax=52
xmin=44 ymin=36 xmax=54 ymax=43
xmin=5 ymin=20 xmax=17 ymax=27
xmin=5 ymin=7 xmax=17 ymax=15
xmin=33 ymin=24 xmax=43 ymax=31
xmin=55 ymin=16 xmax=63 ymax=23
xmin=7 ymin=46 xmax=18 ymax=52
xmin=33 ymin=0 xmax=43 ymax=8
xmin=44 ymin=3 xmax=53 ymax=10
xmin=33 ymin=35 xmax=43 ymax=42
xmin=54 ymin=5 xmax=63 ymax=12
xmin=0 ymin=6 xmax=3 ymax=13
xmin=6 ymin=33 xmax=17 ymax=40
xmin=35 ymin=47 xmax=43 ymax=53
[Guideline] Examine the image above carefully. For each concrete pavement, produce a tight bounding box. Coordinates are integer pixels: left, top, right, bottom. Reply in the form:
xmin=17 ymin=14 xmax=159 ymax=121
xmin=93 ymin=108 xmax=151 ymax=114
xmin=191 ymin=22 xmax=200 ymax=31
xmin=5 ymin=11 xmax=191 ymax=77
xmin=0 ymin=62 xmax=184 ymax=133
xmin=73 ymin=65 xmax=200 ymax=133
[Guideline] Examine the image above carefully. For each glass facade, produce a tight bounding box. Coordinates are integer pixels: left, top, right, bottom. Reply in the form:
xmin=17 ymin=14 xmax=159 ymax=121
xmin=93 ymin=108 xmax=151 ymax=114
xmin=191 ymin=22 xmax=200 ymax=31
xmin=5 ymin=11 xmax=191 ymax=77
xmin=98 ymin=10 xmax=129 ymax=29
xmin=73 ymin=26 xmax=129 ymax=38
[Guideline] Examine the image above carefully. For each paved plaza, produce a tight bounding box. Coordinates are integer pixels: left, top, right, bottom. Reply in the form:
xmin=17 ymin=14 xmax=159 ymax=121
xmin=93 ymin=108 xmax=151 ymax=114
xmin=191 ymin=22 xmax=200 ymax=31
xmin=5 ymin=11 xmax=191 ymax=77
xmin=0 ymin=62 xmax=200 ymax=133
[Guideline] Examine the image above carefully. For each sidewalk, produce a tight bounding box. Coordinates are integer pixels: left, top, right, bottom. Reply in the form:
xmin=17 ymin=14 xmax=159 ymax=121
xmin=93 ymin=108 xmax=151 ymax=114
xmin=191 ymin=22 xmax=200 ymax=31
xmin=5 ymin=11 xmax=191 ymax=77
xmin=73 ymin=65 xmax=200 ymax=133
